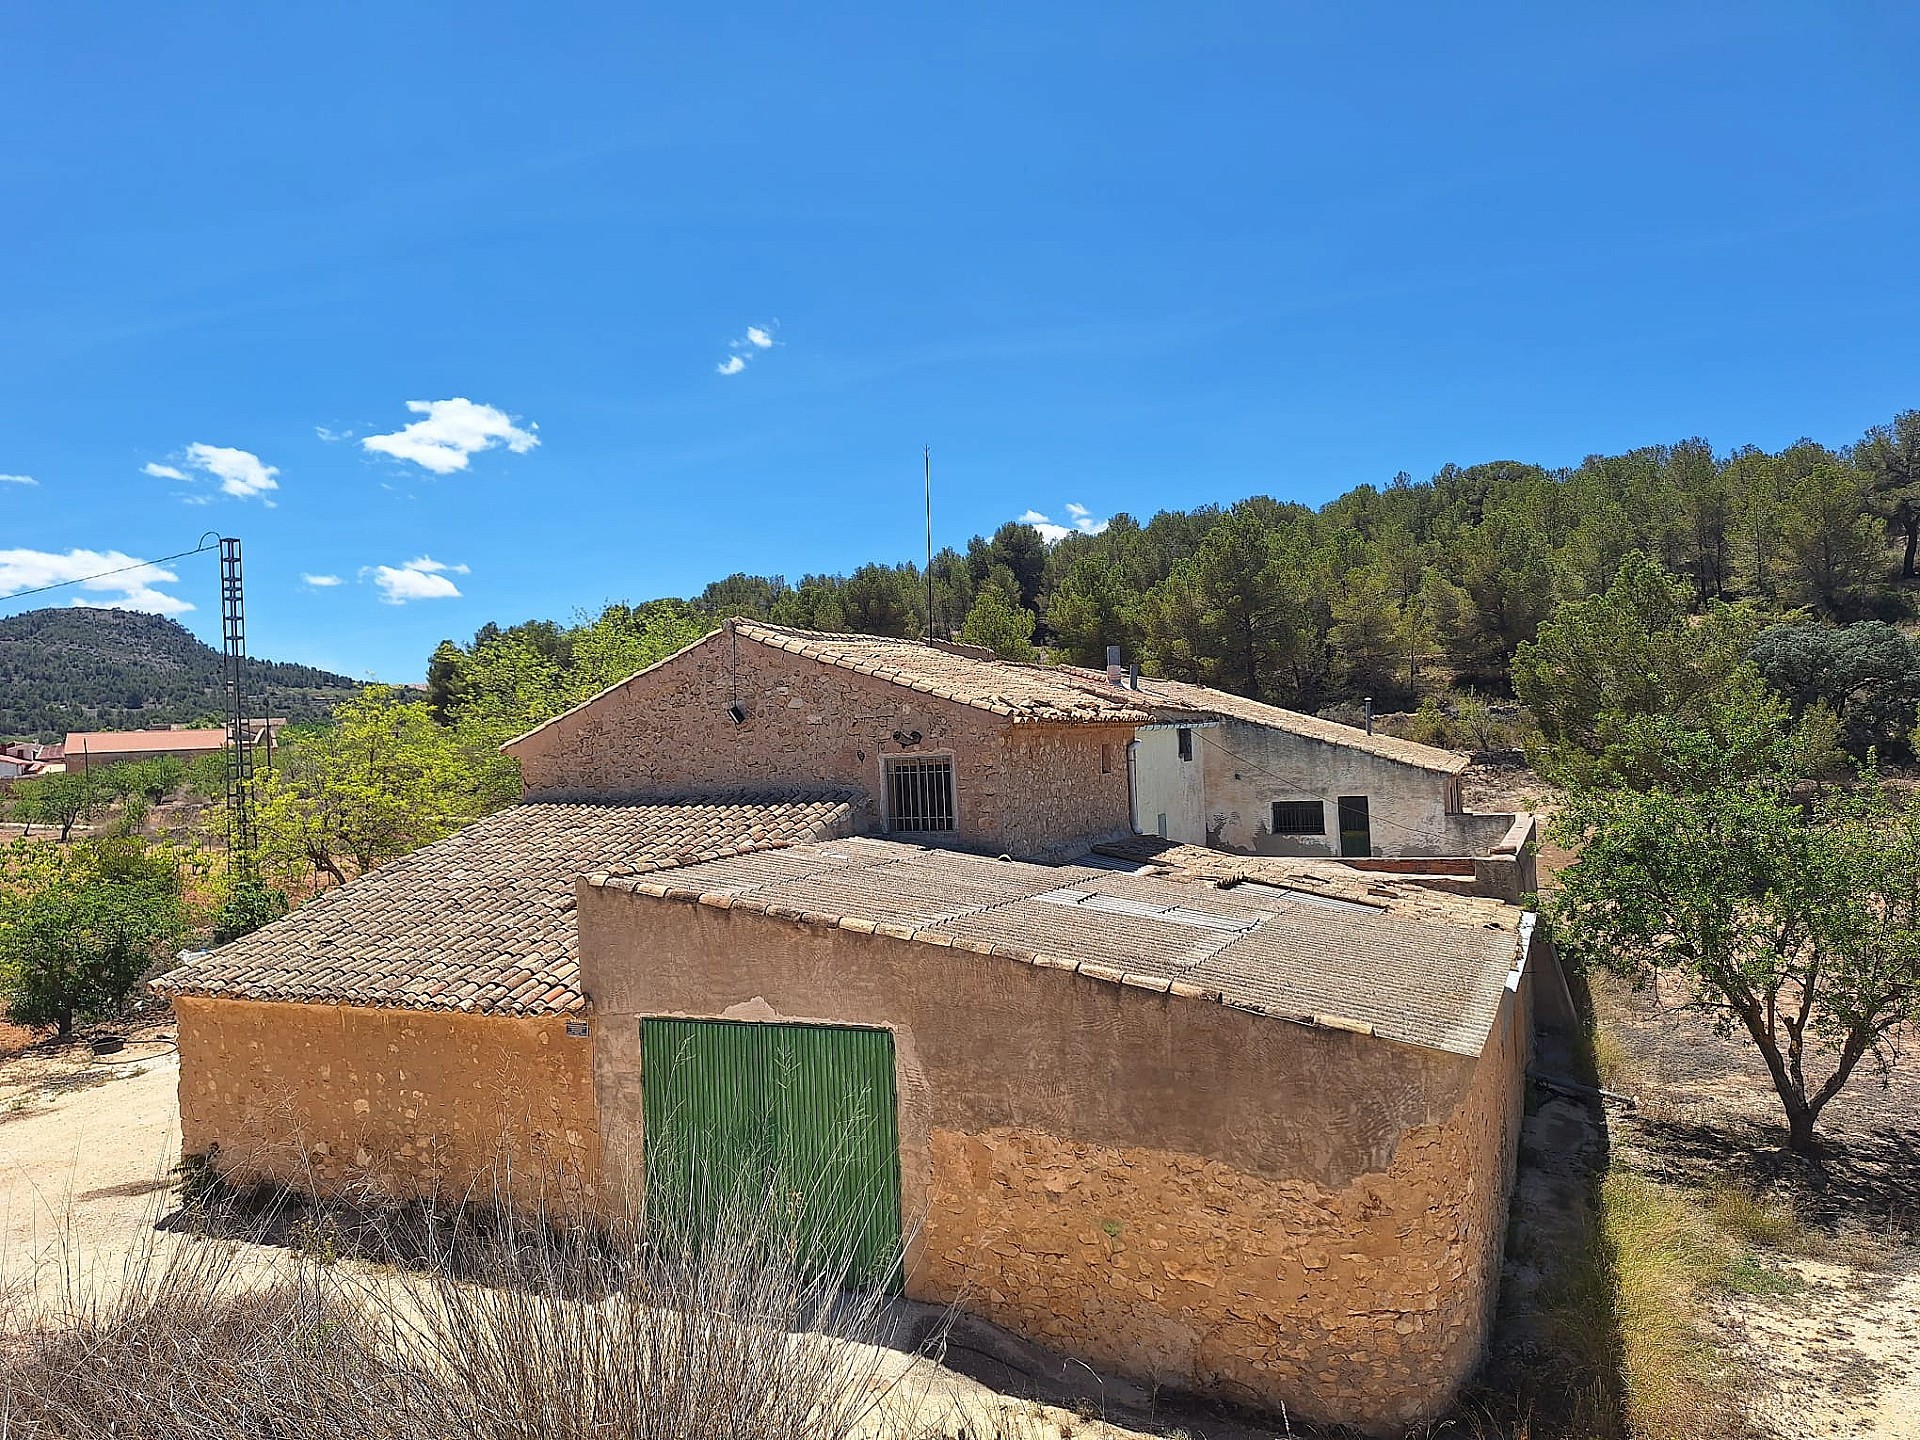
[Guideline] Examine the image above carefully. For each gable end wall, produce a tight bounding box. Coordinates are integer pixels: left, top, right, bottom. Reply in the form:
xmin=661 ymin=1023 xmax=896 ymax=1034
xmin=510 ymin=632 xmax=1134 ymax=859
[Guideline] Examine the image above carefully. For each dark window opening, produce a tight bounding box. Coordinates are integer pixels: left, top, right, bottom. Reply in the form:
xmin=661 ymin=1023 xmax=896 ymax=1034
xmin=1176 ymin=727 xmax=1193 ymax=761
xmin=885 ymin=756 xmax=956 ymax=832
xmin=1101 ymin=743 xmax=1113 ymax=774
xmin=1271 ymin=800 xmax=1325 ymax=836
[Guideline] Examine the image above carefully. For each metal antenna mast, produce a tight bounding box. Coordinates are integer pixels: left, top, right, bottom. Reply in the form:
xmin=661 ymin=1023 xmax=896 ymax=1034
xmin=219 ymin=537 xmax=258 ymax=880
xmin=924 ymin=446 xmax=934 ymax=641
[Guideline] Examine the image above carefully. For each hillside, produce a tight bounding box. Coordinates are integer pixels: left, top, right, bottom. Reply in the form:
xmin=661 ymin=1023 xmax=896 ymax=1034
xmin=0 ymin=607 xmax=360 ymax=741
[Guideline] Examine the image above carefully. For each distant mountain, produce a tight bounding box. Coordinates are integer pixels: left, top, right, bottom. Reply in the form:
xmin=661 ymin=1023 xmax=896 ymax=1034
xmin=0 ymin=608 xmax=360 ymax=741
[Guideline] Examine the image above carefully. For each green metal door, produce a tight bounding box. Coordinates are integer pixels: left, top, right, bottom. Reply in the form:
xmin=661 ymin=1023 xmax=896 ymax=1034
xmin=1337 ymin=794 xmax=1372 ymax=857
xmin=641 ymin=1017 xmax=902 ymax=1289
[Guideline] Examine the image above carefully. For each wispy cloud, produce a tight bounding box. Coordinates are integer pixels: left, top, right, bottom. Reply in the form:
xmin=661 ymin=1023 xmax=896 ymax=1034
xmin=361 ymin=399 xmax=539 ymax=475
xmin=715 ymin=321 xmax=779 ymax=376
xmin=143 ymin=446 xmax=279 ymax=501
xmin=0 ymin=474 xmax=36 ymax=487
xmin=362 ymin=555 xmax=469 ymax=604
xmin=314 ymin=425 xmax=353 ymax=442
xmin=301 ymin=573 xmax=343 ymax=588
xmin=0 ymin=548 xmax=192 ymax=614
xmin=1020 ymin=504 xmax=1110 ymax=546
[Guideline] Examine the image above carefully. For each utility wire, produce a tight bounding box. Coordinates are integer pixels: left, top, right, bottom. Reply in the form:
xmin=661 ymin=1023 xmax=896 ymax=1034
xmin=0 ymin=534 xmax=222 ymax=605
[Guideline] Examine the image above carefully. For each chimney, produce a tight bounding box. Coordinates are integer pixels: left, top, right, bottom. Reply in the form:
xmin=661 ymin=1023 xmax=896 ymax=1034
xmin=1106 ymin=645 xmax=1124 ymax=687
xmin=1364 ymin=697 xmax=1375 ymax=735
xmin=1129 ymin=661 xmax=1141 ymax=691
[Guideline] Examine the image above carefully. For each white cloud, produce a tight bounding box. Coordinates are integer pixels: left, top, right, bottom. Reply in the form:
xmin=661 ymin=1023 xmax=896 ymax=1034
xmin=361 ymin=399 xmax=539 ymax=475
xmin=363 ymin=555 xmax=469 ymax=604
xmin=0 ymin=548 xmax=193 ymax=615
xmin=314 ymin=425 xmax=353 ymax=442
xmin=144 ymin=446 xmax=278 ymax=500
xmin=715 ymin=321 xmax=779 ymax=375
xmin=1021 ymin=504 xmax=1110 ymax=546
xmin=301 ymin=573 xmax=343 ymax=588
xmin=0 ymin=474 xmax=36 ymax=486
xmin=184 ymin=443 xmax=279 ymax=499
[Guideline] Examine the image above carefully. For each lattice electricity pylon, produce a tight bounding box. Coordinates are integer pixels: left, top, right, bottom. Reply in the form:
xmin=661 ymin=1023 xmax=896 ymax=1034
xmin=219 ymin=537 xmax=258 ymax=880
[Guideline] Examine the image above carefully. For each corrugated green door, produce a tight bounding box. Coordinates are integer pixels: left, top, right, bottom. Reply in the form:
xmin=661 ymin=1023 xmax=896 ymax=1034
xmin=641 ymin=1018 xmax=902 ymax=1289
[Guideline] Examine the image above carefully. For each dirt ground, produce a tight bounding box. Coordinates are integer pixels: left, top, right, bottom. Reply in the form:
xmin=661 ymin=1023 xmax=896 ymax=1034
xmin=1596 ymin=977 xmax=1920 ymax=1439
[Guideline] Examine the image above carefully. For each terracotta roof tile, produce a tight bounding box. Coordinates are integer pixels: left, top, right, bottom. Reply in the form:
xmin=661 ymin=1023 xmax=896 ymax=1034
xmin=152 ymin=794 xmax=857 ymax=1015
xmin=727 ymin=620 xmax=1151 ymax=724
xmin=1050 ymin=668 xmax=1470 ymax=773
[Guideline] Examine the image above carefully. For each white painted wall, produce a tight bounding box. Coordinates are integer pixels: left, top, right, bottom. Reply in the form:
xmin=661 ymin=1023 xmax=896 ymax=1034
xmin=1130 ymin=724 xmax=1207 ymax=844
xmin=1197 ymin=719 xmax=1461 ymax=858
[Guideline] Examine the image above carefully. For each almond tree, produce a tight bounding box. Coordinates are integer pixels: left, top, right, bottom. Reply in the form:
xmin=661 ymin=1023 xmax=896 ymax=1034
xmin=1549 ymin=778 xmax=1920 ymax=1153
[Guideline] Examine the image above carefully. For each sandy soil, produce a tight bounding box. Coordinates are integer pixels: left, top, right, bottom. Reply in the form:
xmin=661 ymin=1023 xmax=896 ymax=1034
xmin=1598 ymin=978 xmax=1920 ymax=1440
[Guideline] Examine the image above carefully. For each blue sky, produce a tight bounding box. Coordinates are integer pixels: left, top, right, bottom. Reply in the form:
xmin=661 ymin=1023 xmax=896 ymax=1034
xmin=3 ymin=3 xmax=1917 ymax=681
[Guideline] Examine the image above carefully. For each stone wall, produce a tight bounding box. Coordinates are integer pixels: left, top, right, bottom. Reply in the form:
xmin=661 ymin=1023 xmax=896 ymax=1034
xmin=508 ymin=629 xmax=1135 ymax=860
xmin=173 ymin=998 xmax=601 ymax=1216
xmin=577 ymin=884 xmax=1529 ymax=1433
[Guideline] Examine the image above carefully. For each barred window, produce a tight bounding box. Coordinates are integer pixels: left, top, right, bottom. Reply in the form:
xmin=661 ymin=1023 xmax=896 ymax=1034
xmin=885 ymin=756 xmax=956 ymax=832
xmin=1177 ymin=727 xmax=1194 ymax=761
xmin=1271 ymin=800 xmax=1325 ymax=836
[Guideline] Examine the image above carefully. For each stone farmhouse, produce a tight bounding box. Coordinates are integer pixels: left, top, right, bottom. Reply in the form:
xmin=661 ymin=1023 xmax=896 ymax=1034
xmin=155 ymin=618 xmax=1564 ymax=1435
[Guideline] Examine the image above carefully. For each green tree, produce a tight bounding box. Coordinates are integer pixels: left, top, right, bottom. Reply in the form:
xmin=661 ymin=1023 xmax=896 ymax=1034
xmin=1750 ymin=622 xmax=1920 ymax=761
xmin=1046 ymin=555 xmax=1142 ymax=667
xmin=958 ymin=586 xmax=1037 ymax=661
xmin=1549 ymin=781 xmax=1920 ymax=1153
xmin=0 ymin=838 xmax=184 ymax=1035
xmin=252 ymin=687 xmax=469 ymax=890
xmin=1777 ymin=459 xmax=1885 ymax=620
xmin=1859 ymin=409 xmax=1920 ymax=580
xmin=1171 ymin=507 xmax=1297 ymax=702
xmin=11 ymin=770 xmax=101 ymax=843
xmin=1512 ymin=553 xmax=1835 ymax=790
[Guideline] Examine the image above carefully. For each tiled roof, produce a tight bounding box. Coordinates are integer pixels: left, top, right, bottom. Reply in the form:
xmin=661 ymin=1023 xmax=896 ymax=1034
xmin=64 ymin=729 xmax=229 ymax=756
xmin=729 ymin=621 xmax=1151 ymax=724
xmin=1051 ymin=668 xmax=1470 ymax=773
xmin=1093 ymin=836 xmax=1519 ymax=931
xmin=152 ymin=794 xmax=857 ymax=1015
xmin=589 ymin=836 xmax=1521 ymax=1057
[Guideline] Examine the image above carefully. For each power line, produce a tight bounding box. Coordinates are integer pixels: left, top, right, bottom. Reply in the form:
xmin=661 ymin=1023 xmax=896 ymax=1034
xmin=0 ymin=533 xmax=222 ymax=604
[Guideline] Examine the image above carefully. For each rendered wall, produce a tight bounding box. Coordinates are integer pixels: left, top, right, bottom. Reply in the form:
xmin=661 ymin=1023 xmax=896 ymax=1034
xmin=1130 ymin=725 xmax=1207 ymax=844
xmin=508 ymin=630 xmax=1135 ymax=861
xmin=578 ymin=884 xmax=1527 ymax=1434
xmin=1197 ymin=718 xmax=1460 ymax=858
xmin=173 ymin=998 xmax=601 ymax=1216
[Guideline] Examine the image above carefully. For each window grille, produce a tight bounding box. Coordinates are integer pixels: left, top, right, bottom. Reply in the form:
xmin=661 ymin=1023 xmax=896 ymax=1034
xmin=1177 ymin=727 xmax=1194 ymax=761
xmin=885 ymin=756 xmax=956 ymax=832
xmin=1271 ymin=800 xmax=1325 ymax=836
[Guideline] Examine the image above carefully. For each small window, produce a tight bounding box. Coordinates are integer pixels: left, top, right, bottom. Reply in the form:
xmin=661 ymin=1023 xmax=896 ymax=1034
xmin=1176 ymin=727 xmax=1193 ymax=762
xmin=885 ymin=756 xmax=956 ymax=832
xmin=1271 ymin=800 xmax=1325 ymax=836
xmin=1101 ymin=743 xmax=1113 ymax=774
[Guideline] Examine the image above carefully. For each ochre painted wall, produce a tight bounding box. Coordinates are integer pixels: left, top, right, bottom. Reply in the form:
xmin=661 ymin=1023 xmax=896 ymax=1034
xmin=173 ymin=998 xmax=601 ymax=1216
xmin=577 ymin=883 xmax=1526 ymax=1434
xmin=507 ymin=629 xmax=1135 ymax=861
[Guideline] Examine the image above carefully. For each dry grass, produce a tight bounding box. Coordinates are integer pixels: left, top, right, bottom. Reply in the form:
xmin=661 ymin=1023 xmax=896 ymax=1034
xmin=0 ymin=1171 xmax=924 ymax=1440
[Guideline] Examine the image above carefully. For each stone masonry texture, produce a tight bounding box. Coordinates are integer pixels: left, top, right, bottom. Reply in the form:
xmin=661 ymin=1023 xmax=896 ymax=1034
xmin=507 ymin=628 xmax=1136 ymax=860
